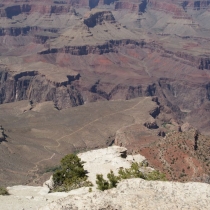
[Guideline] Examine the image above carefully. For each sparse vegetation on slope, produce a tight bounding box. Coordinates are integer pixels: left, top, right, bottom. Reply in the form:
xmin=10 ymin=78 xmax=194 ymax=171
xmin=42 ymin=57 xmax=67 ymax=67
xmin=52 ymin=154 xmax=92 ymax=192
xmin=140 ymin=129 xmax=210 ymax=182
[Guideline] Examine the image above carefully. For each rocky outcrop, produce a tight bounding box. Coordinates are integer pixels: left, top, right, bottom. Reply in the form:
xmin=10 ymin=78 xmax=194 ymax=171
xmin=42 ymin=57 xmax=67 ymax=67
xmin=149 ymin=103 xmax=160 ymax=118
xmin=84 ymin=10 xmax=115 ymax=28
xmin=144 ymin=120 xmax=159 ymax=129
xmin=90 ymin=81 xmax=154 ymax=101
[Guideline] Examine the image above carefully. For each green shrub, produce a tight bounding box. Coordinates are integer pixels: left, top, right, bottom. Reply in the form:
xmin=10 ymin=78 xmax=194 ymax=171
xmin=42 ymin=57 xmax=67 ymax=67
xmin=52 ymin=153 xmax=92 ymax=192
xmin=96 ymin=170 xmax=120 ymax=191
xmin=0 ymin=187 xmax=9 ymax=196
xmin=96 ymin=174 xmax=110 ymax=191
xmin=96 ymin=162 xmax=167 ymax=191
xmin=107 ymin=170 xmax=119 ymax=188
xmin=118 ymin=162 xmax=145 ymax=180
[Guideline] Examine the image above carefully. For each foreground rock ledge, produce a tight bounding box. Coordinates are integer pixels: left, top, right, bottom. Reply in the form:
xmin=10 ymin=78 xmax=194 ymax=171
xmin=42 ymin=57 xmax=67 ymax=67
xmin=0 ymin=146 xmax=210 ymax=210
xmin=41 ymin=178 xmax=210 ymax=210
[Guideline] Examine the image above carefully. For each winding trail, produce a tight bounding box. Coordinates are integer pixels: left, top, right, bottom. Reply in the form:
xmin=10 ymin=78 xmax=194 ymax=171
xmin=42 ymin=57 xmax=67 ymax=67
xmin=27 ymin=99 xmax=144 ymax=184
xmin=27 ymin=153 xmax=55 ymax=184
xmin=186 ymin=157 xmax=197 ymax=179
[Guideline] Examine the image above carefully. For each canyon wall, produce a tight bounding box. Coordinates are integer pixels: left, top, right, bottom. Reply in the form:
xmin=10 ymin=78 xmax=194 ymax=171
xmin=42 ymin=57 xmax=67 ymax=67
xmin=0 ymin=70 xmax=83 ymax=109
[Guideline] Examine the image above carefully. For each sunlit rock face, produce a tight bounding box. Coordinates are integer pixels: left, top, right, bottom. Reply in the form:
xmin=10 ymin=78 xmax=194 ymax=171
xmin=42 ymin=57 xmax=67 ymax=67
xmin=1 ymin=146 xmax=210 ymax=210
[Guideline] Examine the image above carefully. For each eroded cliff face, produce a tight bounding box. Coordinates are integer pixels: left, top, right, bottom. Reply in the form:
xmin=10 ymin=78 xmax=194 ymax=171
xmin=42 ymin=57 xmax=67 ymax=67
xmin=114 ymin=0 xmax=148 ymax=13
xmin=148 ymin=0 xmax=210 ymax=12
xmin=0 ymin=26 xmax=38 ymax=36
xmin=0 ymin=70 xmax=83 ymax=109
xmin=40 ymin=39 xmax=144 ymax=55
xmin=182 ymin=0 xmax=210 ymax=10
xmin=1 ymin=35 xmax=210 ymax=115
xmin=0 ymin=67 xmax=160 ymax=109
xmin=0 ymin=3 xmax=77 ymax=18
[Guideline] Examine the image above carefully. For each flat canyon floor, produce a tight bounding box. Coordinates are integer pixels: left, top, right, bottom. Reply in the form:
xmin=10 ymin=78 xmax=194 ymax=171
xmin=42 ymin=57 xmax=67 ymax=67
xmin=0 ymin=97 xmax=158 ymax=186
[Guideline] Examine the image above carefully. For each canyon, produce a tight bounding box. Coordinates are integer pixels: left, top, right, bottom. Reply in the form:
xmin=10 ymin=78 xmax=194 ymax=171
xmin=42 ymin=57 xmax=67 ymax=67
xmin=0 ymin=0 xmax=210 ymax=192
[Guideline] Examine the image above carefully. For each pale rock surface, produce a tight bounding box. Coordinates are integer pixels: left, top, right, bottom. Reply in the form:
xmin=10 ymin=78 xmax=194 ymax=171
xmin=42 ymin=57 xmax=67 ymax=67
xmin=0 ymin=186 xmax=57 ymax=210
xmin=43 ymin=176 xmax=54 ymax=190
xmin=1 ymin=146 xmax=210 ymax=210
xmin=0 ymin=185 xmax=91 ymax=210
xmin=0 ymin=146 xmax=145 ymax=210
xmin=40 ymin=179 xmax=210 ymax=210
xmin=78 ymin=146 xmax=146 ymax=186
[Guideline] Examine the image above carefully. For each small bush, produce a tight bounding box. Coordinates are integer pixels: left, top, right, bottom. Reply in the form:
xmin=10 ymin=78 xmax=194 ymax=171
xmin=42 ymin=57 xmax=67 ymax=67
xmin=96 ymin=170 xmax=120 ymax=191
xmin=0 ymin=187 xmax=9 ymax=196
xmin=145 ymin=170 xmax=167 ymax=181
xmin=107 ymin=170 xmax=119 ymax=188
xmin=118 ymin=162 xmax=145 ymax=180
xmin=96 ymin=162 xmax=167 ymax=191
xmin=96 ymin=174 xmax=110 ymax=191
